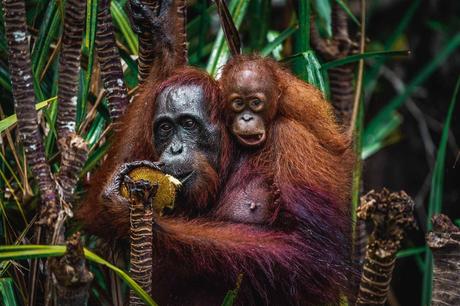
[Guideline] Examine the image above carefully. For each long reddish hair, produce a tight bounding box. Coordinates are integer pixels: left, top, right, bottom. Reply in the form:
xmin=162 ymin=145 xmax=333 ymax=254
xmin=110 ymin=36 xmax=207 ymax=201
xmin=77 ymin=66 xmax=232 ymax=238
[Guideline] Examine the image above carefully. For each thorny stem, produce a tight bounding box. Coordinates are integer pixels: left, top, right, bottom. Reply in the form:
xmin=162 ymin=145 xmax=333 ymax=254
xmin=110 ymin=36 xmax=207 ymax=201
xmin=175 ymin=0 xmax=188 ymax=66
xmin=4 ymin=1 xmax=91 ymax=304
xmin=350 ymin=3 xmax=366 ymax=293
xmin=50 ymin=232 xmax=94 ymax=306
xmin=54 ymin=0 xmax=91 ymax=302
xmin=2 ymin=0 xmax=58 ymax=226
xmin=57 ymin=0 xmax=86 ymax=139
xmin=355 ymin=189 xmax=416 ymax=305
xmin=96 ymin=0 xmax=130 ymax=122
xmin=128 ymin=179 xmax=157 ymax=305
xmin=137 ymin=0 xmax=160 ymax=83
xmin=55 ymin=134 xmax=89 ymax=241
xmin=427 ymin=214 xmax=460 ymax=306
xmin=349 ymin=0 xmax=366 ymax=137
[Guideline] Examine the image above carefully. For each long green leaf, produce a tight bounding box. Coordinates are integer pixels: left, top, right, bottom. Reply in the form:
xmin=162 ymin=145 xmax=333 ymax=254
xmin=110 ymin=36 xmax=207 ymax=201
xmin=111 ymin=0 xmax=138 ymax=55
xmin=220 ymin=274 xmax=243 ymax=306
xmin=260 ymin=25 xmax=298 ymax=57
xmin=334 ymin=0 xmax=359 ymax=26
xmin=0 ymin=245 xmax=66 ymax=260
xmin=206 ymin=0 xmax=250 ymax=77
xmin=396 ymin=246 xmax=425 ymax=258
xmin=421 ymin=76 xmax=460 ymax=306
xmin=364 ymin=0 xmax=421 ymax=92
xmin=361 ymin=112 xmax=402 ymax=160
xmin=79 ymin=0 xmax=99 ymax=124
xmin=304 ymin=51 xmax=327 ymax=94
xmin=313 ymin=0 xmax=331 ymax=37
xmin=0 ymin=278 xmax=17 ymax=306
xmin=0 ymin=245 xmax=157 ymax=306
xmin=84 ymin=249 xmax=157 ymax=306
xmin=321 ymin=50 xmax=410 ymax=70
xmin=0 ymin=64 xmax=12 ymax=92
xmin=365 ymin=34 xmax=460 ymax=147
xmin=0 ymin=97 xmax=57 ymax=134
xmin=297 ymin=0 xmax=310 ymax=52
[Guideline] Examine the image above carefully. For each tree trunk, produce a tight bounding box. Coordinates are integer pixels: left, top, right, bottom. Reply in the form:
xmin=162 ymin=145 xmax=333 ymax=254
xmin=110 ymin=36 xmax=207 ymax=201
xmin=310 ymin=2 xmax=357 ymax=128
xmin=427 ymin=214 xmax=460 ymax=306
xmin=57 ymin=0 xmax=86 ymax=139
xmin=50 ymin=233 xmax=94 ymax=306
xmin=137 ymin=0 xmax=160 ymax=83
xmin=96 ymin=0 xmax=130 ymax=121
xmin=127 ymin=180 xmax=157 ymax=305
xmin=355 ymin=189 xmax=416 ymax=305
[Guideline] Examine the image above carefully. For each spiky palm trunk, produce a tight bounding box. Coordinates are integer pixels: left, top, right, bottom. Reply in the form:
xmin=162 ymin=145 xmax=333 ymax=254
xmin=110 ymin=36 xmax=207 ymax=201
xmin=310 ymin=2 xmax=357 ymax=127
xmin=2 ymin=0 xmax=58 ymax=226
xmin=51 ymin=233 xmax=94 ymax=306
xmin=137 ymin=0 xmax=160 ymax=83
xmin=128 ymin=185 xmax=155 ymax=305
xmin=427 ymin=214 xmax=460 ymax=306
xmin=57 ymin=0 xmax=86 ymax=139
xmin=355 ymin=189 xmax=416 ymax=305
xmin=96 ymin=0 xmax=129 ymax=121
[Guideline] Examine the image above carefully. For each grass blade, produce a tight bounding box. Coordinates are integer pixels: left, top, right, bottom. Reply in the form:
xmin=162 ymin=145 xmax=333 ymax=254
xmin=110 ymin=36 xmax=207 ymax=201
xmin=84 ymin=249 xmax=157 ymax=306
xmin=0 ymin=245 xmax=158 ymax=306
xmin=421 ymin=76 xmax=460 ymax=306
xmin=111 ymin=0 xmax=138 ymax=55
xmin=313 ymin=0 xmax=331 ymax=37
xmin=220 ymin=274 xmax=243 ymax=306
xmin=297 ymin=0 xmax=310 ymax=52
xmin=364 ymin=34 xmax=460 ymax=147
xmin=0 ymin=278 xmax=17 ymax=306
xmin=361 ymin=112 xmax=402 ymax=160
xmin=260 ymin=25 xmax=298 ymax=57
xmin=0 ymin=97 xmax=57 ymax=134
xmin=396 ymin=246 xmax=425 ymax=258
xmin=334 ymin=0 xmax=359 ymax=26
xmin=321 ymin=50 xmax=410 ymax=70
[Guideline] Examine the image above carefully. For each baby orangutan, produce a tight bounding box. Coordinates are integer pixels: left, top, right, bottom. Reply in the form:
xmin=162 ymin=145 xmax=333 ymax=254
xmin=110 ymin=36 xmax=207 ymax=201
xmin=213 ymin=54 xmax=356 ymax=303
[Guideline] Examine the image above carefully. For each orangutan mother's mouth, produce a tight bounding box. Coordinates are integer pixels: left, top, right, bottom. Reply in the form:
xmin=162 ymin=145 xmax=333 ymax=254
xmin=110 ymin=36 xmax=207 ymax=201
xmin=176 ymin=171 xmax=194 ymax=184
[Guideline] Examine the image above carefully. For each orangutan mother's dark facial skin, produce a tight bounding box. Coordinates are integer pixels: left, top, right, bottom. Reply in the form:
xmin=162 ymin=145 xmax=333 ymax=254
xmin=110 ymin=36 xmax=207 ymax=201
xmin=153 ymin=84 xmax=220 ymax=188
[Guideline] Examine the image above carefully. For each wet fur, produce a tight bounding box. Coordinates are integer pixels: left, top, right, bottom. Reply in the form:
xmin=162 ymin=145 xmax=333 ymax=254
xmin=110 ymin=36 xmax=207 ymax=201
xmin=77 ymin=58 xmax=356 ymax=305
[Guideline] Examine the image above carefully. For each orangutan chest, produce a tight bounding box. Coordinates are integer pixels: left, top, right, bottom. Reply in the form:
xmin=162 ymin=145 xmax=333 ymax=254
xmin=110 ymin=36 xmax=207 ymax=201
xmin=217 ymin=176 xmax=274 ymax=224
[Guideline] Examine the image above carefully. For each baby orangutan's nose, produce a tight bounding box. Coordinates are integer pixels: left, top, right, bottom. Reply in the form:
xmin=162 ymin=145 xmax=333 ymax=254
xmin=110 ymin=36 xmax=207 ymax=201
xmin=241 ymin=113 xmax=253 ymax=122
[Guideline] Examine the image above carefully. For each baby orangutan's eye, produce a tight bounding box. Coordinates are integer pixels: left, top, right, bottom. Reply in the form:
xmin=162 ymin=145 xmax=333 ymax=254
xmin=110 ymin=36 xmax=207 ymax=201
xmin=250 ymin=99 xmax=264 ymax=111
xmin=231 ymin=98 xmax=245 ymax=112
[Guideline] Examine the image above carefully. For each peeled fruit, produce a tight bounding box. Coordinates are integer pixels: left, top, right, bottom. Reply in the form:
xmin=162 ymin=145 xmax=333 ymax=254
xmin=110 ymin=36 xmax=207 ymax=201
xmin=120 ymin=166 xmax=181 ymax=215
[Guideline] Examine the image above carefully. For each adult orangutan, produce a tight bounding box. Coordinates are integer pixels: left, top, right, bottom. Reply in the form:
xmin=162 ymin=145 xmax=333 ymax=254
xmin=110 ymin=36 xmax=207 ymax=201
xmin=77 ymin=0 xmax=355 ymax=305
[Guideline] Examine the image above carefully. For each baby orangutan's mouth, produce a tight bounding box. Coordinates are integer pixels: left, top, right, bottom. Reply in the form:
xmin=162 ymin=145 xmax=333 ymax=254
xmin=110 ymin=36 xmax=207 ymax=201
xmin=235 ymin=132 xmax=266 ymax=147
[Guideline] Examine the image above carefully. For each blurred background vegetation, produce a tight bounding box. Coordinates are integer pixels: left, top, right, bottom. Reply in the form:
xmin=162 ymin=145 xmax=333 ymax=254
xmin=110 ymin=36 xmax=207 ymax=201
xmin=0 ymin=0 xmax=459 ymax=305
